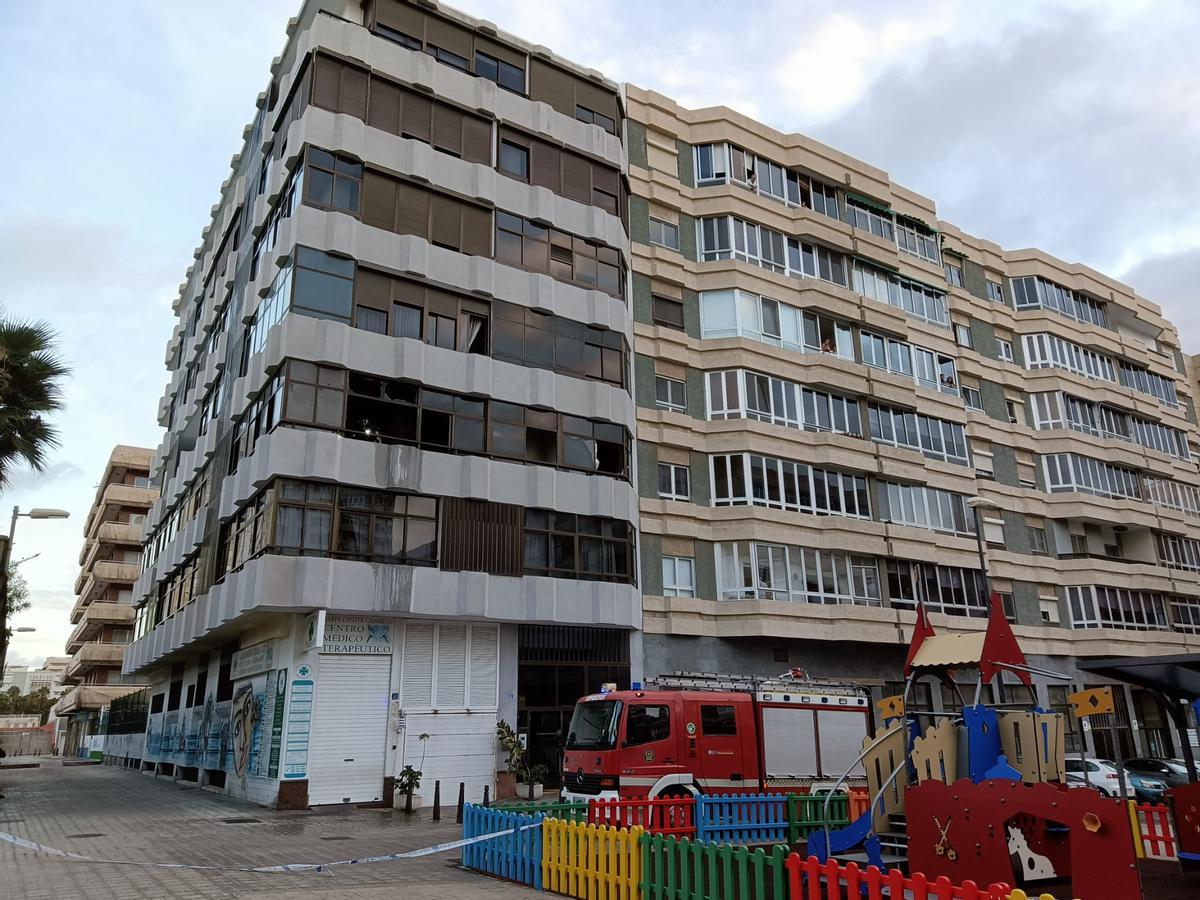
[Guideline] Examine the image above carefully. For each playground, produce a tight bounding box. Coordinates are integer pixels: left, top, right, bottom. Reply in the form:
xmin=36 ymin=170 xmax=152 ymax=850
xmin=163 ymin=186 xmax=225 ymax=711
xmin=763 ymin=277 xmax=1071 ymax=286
xmin=459 ymin=596 xmax=1200 ymax=899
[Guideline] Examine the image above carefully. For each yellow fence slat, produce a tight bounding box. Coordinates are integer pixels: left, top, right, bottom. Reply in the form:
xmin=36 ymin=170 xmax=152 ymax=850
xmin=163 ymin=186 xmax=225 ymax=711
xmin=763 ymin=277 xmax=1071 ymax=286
xmin=1127 ymin=799 xmax=1145 ymax=860
xmin=540 ymin=816 xmax=642 ymax=900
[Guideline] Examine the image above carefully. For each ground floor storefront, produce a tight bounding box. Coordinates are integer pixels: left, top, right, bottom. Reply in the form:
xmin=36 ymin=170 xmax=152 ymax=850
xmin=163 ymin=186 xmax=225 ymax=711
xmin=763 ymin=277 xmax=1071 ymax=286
xmin=132 ymin=613 xmax=636 ymax=809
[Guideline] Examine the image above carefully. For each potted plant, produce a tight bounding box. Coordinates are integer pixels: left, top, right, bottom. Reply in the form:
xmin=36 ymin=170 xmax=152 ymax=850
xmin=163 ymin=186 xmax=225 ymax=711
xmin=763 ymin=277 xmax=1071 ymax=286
xmin=398 ymin=764 xmax=422 ymax=812
xmin=527 ymin=764 xmax=551 ymax=801
xmin=496 ymin=720 xmax=541 ymax=801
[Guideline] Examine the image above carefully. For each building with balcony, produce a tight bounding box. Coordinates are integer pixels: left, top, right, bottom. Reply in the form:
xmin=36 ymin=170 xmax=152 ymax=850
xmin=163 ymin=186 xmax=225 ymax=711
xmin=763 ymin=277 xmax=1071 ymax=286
xmin=56 ymin=445 xmax=156 ymax=755
xmin=122 ymin=0 xmax=1200 ymax=809
xmin=122 ymin=0 xmax=634 ymax=808
xmin=626 ymin=88 xmax=1200 ymax=762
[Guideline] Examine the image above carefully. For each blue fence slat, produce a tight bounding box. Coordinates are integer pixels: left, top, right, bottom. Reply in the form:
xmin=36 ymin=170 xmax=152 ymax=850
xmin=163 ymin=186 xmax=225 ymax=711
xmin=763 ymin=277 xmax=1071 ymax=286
xmin=695 ymin=793 xmax=789 ymax=846
xmin=460 ymin=803 xmax=543 ymax=888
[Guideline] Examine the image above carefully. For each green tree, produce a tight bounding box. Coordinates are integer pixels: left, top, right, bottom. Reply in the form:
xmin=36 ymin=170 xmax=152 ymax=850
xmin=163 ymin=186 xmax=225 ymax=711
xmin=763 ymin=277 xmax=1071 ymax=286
xmin=2 ymin=566 xmax=30 ymax=648
xmin=0 ymin=315 xmax=69 ymax=489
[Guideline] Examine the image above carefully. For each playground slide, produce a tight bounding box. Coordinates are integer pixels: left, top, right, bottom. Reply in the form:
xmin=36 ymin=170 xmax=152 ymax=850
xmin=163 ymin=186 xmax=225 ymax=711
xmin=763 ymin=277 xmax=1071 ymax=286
xmin=805 ymin=808 xmax=884 ymax=869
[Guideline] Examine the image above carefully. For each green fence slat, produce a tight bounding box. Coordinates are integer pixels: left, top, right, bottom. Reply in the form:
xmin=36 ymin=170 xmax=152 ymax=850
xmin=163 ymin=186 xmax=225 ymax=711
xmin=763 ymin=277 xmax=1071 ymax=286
xmin=720 ymin=843 xmax=733 ymax=899
xmin=770 ymin=845 xmax=787 ymax=899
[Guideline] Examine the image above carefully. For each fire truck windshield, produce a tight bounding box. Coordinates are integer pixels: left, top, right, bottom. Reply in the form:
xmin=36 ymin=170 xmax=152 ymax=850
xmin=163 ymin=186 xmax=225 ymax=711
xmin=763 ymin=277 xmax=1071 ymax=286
xmin=565 ymin=699 xmax=623 ymax=750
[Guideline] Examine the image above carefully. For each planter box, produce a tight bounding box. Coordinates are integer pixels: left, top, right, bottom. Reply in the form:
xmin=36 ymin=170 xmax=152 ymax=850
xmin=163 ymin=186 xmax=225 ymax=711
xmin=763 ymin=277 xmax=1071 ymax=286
xmin=497 ymin=771 xmax=517 ymax=800
xmin=516 ymin=782 xmax=545 ymax=801
xmin=398 ymin=792 xmax=424 ymax=811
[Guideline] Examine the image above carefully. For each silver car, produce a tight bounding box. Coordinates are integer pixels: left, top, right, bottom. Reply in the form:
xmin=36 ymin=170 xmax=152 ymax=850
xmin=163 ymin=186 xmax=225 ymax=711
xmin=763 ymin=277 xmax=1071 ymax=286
xmin=1063 ymin=758 xmax=1135 ymax=798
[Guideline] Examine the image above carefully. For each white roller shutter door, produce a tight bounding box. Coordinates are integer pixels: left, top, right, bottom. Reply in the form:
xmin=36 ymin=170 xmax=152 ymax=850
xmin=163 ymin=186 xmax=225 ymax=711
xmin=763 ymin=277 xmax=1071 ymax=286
xmin=816 ymin=710 xmax=868 ymax=777
xmin=397 ymin=622 xmax=499 ymax=804
xmin=761 ymin=706 xmax=818 ymax=778
xmin=308 ymin=655 xmax=391 ymax=805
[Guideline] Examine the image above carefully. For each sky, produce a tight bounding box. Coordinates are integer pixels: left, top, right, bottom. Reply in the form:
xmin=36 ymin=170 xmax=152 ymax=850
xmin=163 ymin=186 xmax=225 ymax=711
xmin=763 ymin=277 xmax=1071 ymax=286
xmin=2 ymin=0 xmax=1198 ymax=666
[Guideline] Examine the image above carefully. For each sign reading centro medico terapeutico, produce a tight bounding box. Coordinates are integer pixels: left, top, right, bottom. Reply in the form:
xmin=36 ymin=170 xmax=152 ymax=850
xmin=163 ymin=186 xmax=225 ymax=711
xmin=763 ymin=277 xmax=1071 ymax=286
xmin=321 ymin=615 xmax=394 ymax=654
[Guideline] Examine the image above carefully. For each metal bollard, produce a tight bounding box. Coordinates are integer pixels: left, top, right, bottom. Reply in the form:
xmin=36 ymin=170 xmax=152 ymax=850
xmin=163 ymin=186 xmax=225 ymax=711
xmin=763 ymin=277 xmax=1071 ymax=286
xmin=483 ymin=785 xmax=490 ymax=808
xmin=433 ymin=780 xmax=441 ymax=821
xmin=456 ymin=781 xmax=466 ymax=824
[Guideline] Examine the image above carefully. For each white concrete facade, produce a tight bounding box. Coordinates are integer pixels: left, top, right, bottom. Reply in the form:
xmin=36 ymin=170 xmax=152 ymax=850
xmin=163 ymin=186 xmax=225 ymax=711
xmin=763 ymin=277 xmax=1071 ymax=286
xmin=125 ymin=0 xmax=636 ymax=808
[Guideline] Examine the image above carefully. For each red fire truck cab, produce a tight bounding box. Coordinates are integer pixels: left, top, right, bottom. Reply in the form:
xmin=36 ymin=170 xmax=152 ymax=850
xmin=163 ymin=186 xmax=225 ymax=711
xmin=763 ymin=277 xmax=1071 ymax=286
xmin=560 ymin=671 xmax=872 ymax=803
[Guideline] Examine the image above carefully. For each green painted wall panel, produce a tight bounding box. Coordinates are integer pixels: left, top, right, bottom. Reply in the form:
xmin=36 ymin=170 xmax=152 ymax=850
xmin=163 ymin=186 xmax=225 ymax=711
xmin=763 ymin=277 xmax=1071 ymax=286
xmin=637 ymin=441 xmax=659 ymax=500
xmin=640 ymin=533 xmax=663 ymax=595
xmin=626 ymin=119 xmax=648 ymax=170
xmin=676 ymin=140 xmax=694 ymax=187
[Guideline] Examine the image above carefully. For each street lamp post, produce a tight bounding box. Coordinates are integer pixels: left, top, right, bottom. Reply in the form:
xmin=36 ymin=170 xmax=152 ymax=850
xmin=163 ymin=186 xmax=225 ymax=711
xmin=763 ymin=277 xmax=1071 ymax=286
xmin=0 ymin=506 xmax=70 ymax=678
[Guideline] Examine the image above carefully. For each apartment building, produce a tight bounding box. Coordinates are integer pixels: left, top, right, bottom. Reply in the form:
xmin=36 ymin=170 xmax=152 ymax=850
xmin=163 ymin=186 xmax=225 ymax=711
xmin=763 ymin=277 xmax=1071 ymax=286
xmin=122 ymin=0 xmax=635 ymax=808
xmin=626 ymin=88 xmax=1200 ymax=761
xmin=56 ymin=446 xmax=156 ymax=755
xmin=122 ymin=0 xmax=1200 ymax=809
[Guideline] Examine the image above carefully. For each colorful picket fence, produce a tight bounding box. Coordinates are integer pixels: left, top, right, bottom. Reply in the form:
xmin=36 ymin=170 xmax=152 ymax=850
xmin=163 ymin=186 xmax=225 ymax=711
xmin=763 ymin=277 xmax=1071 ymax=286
xmin=461 ymin=805 xmax=544 ymax=888
xmin=784 ymin=854 xmax=1014 ymax=900
xmin=542 ymin=817 xmax=644 ymax=900
xmin=847 ymin=787 xmax=869 ymax=821
xmin=696 ymin=792 xmax=790 ymax=845
xmin=505 ymin=800 xmax=591 ymax=822
xmin=785 ymin=793 xmax=851 ymax=843
xmin=642 ymin=834 xmax=790 ymax=900
xmin=1129 ymin=800 xmax=1177 ymax=860
xmin=590 ymin=796 xmax=696 ymax=837
xmin=461 ymin=794 xmax=1053 ymax=900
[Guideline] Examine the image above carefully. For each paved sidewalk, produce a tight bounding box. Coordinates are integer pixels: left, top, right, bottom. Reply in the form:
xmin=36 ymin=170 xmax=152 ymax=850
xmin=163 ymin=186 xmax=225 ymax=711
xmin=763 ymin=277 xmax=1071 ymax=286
xmin=0 ymin=761 xmax=531 ymax=899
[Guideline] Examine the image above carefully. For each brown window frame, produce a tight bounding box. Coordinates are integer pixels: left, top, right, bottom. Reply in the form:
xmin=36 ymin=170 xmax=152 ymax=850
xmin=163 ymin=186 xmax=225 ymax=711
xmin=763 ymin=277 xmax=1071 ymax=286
xmin=367 ymin=4 xmax=530 ymax=97
xmin=652 ymin=295 xmax=685 ymax=331
xmin=309 ymin=52 xmax=492 ymax=165
xmin=522 ymin=508 xmax=635 ymax=583
xmin=214 ymin=478 xmax=439 ymax=584
xmin=230 ymin=360 xmax=632 ymax=482
xmin=494 ymin=210 xmax=625 ymax=301
xmin=302 ymin=147 xmax=363 ymax=215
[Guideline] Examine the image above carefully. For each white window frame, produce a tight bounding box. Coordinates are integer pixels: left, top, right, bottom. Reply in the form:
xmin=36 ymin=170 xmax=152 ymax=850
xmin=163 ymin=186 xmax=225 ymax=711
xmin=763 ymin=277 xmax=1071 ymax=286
xmin=662 ymin=556 xmax=696 ymax=597
xmin=657 ymin=462 xmax=691 ymax=501
xmin=655 ymin=375 xmax=687 ymax=413
xmin=649 ymin=216 xmax=680 ymax=251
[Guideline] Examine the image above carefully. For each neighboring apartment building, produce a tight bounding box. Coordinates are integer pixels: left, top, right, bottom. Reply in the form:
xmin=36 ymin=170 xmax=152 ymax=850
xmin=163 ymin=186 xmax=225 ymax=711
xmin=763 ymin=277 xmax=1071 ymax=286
xmin=121 ymin=0 xmax=1199 ymax=810
xmin=56 ymin=446 xmax=156 ymax=755
xmin=38 ymin=657 xmax=71 ymax=696
xmin=1 ymin=665 xmax=34 ymax=694
xmin=122 ymin=0 xmax=635 ymax=807
xmin=625 ymin=88 xmax=1200 ymax=761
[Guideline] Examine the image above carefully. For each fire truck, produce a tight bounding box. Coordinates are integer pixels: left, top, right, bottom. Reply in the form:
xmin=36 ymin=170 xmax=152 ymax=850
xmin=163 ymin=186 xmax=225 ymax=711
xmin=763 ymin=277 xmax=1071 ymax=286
xmin=560 ymin=670 xmax=872 ymax=803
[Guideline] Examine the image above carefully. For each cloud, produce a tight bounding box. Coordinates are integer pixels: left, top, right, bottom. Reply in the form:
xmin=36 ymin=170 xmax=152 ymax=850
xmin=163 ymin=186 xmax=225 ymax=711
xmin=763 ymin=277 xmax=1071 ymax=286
xmin=810 ymin=5 xmax=1200 ymax=287
xmin=0 ymin=462 xmax=84 ymax=496
xmin=1121 ymin=247 xmax=1200 ymax=353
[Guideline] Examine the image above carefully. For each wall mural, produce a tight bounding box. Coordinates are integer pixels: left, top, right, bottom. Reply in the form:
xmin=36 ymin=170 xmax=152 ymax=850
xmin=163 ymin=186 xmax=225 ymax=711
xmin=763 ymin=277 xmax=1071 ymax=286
xmin=231 ymin=683 xmax=260 ymax=778
xmin=144 ymin=675 xmax=269 ymax=779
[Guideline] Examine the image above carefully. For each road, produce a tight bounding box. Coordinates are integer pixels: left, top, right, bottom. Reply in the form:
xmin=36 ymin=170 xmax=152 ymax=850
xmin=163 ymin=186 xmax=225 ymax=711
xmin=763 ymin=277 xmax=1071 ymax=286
xmin=0 ymin=761 xmax=531 ymax=899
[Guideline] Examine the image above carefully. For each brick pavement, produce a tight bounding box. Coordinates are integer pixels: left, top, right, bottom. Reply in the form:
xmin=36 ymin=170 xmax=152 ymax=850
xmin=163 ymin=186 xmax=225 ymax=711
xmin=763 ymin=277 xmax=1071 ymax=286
xmin=0 ymin=761 xmax=532 ymax=899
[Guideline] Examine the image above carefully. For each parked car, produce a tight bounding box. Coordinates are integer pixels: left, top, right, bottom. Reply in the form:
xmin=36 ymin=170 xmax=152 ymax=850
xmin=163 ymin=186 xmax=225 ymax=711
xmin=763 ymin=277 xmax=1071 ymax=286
xmin=1062 ymin=758 xmax=1135 ymax=798
xmin=1126 ymin=772 xmax=1168 ymax=804
xmin=1123 ymin=757 xmax=1191 ymax=788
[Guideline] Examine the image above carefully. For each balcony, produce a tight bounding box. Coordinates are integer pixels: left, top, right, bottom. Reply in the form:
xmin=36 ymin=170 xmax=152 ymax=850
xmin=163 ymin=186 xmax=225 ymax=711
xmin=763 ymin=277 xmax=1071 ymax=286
xmin=72 ymin=560 xmax=141 ymax=615
xmin=85 ymin=484 xmax=157 ymax=537
xmin=63 ymin=642 xmax=130 ymax=682
xmin=65 ymin=604 xmax=136 ymax=653
xmin=55 ymin=682 xmax=145 ymax=716
xmin=75 ymin=549 xmax=142 ymax=593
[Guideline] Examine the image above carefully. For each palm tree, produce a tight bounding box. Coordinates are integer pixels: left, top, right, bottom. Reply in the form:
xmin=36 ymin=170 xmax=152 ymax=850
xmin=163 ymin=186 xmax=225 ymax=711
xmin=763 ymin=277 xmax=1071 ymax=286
xmin=0 ymin=315 xmax=69 ymax=489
